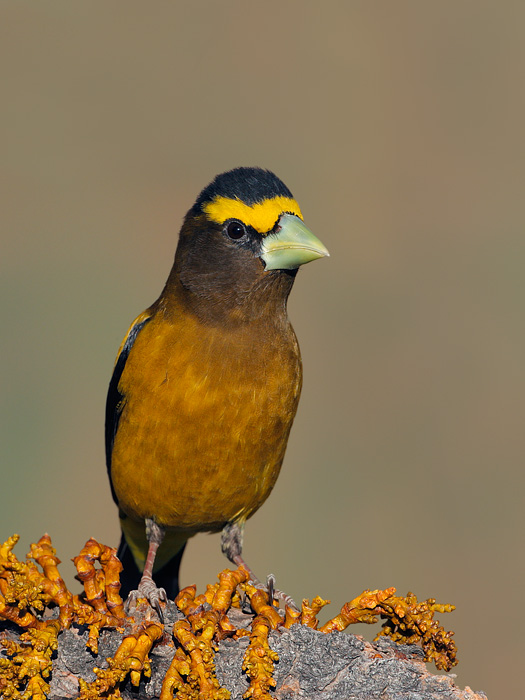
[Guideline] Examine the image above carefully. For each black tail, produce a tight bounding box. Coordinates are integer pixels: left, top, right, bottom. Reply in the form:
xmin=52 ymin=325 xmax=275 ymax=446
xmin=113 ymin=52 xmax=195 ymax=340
xmin=116 ymin=532 xmax=187 ymax=599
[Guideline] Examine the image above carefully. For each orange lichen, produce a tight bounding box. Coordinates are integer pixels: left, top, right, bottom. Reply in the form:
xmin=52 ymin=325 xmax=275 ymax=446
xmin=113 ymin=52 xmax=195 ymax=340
xmin=319 ymin=587 xmax=457 ymax=672
xmin=171 ymin=617 xmax=229 ymax=700
xmin=0 ymin=534 xmax=132 ymax=696
xmin=242 ymin=616 xmax=278 ymax=700
xmin=174 ymin=584 xmax=209 ymax=617
xmin=0 ymin=535 xmax=51 ymax=629
xmin=73 ymin=538 xmax=124 ymax=616
xmin=30 ymin=535 xmax=75 ymax=628
xmin=70 ymin=538 xmax=128 ymax=654
xmin=0 ymin=618 xmax=60 ymax=700
xmin=72 ymin=599 xmax=126 ymax=655
xmin=282 ymin=605 xmax=301 ymax=629
xmin=0 ymin=532 xmax=459 ymax=699
xmin=212 ymin=566 xmax=249 ymax=613
xmin=237 ymin=584 xmax=283 ymax=699
xmin=320 ymin=587 xmax=397 ymax=633
xmin=300 ymin=595 xmax=331 ymax=629
xmin=173 ymin=574 xmax=283 ymax=700
xmin=374 ymin=591 xmax=457 ymax=671
xmin=160 ymin=646 xmax=191 ymax=699
xmin=79 ymin=620 xmax=163 ymax=699
xmin=166 ymin=576 xmax=242 ymax=700
xmin=241 ymin=583 xmax=282 ymax=630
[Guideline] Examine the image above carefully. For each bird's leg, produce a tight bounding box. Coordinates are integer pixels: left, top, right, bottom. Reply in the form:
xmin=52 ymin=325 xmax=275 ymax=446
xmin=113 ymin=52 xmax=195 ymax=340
xmin=129 ymin=518 xmax=168 ymax=620
xmin=221 ymin=521 xmax=298 ymax=611
xmin=221 ymin=521 xmax=258 ymax=580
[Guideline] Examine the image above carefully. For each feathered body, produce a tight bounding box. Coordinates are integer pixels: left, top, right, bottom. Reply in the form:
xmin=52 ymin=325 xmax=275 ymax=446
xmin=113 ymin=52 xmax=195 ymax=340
xmin=106 ymin=168 xmax=328 ymax=597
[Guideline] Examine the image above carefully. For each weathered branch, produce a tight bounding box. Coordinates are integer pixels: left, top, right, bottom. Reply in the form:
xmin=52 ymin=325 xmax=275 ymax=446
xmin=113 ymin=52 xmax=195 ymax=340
xmin=0 ymin=534 xmax=487 ymax=700
xmin=2 ymin=607 xmax=486 ymax=700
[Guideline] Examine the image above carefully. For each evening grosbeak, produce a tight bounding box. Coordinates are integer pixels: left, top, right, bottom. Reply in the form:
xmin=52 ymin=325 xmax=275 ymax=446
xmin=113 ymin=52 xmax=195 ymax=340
xmin=106 ymin=167 xmax=328 ymax=610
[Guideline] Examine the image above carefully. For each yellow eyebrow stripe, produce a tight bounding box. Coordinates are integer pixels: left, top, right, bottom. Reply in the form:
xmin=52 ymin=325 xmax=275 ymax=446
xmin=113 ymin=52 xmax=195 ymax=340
xmin=203 ymin=195 xmax=303 ymax=234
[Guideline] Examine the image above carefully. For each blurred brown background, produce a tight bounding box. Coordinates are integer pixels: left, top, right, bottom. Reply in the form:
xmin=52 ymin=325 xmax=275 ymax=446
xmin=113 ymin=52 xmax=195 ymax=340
xmin=1 ymin=3 xmax=523 ymax=697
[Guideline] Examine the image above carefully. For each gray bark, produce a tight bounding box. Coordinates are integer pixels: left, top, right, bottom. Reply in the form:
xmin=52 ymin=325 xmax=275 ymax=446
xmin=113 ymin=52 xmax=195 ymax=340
xmin=18 ymin=601 xmax=487 ymax=700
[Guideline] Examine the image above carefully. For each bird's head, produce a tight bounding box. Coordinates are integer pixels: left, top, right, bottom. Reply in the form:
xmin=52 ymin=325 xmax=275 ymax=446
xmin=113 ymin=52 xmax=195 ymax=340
xmin=170 ymin=167 xmax=329 ymax=323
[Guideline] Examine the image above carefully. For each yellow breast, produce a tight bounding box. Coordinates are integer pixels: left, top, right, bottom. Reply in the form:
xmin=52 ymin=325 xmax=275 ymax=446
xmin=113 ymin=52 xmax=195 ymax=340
xmin=110 ymin=309 xmax=302 ymax=533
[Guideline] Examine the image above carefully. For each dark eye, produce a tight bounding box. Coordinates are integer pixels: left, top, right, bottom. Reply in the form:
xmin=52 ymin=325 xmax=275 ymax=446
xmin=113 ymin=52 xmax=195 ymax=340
xmin=226 ymin=221 xmax=246 ymax=239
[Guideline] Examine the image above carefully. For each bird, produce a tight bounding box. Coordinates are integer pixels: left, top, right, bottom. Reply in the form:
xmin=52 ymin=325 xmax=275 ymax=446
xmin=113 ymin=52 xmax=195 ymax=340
xmin=105 ymin=167 xmax=329 ymax=611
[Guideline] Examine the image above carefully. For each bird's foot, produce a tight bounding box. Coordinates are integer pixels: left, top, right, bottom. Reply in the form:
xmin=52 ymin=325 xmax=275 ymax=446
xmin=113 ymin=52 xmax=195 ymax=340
xmin=223 ymin=523 xmax=299 ymax=611
xmin=235 ymin=561 xmax=299 ymax=613
xmin=126 ymin=577 xmax=168 ymax=622
xmin=262 ymin=573 xmax=299 ymax=612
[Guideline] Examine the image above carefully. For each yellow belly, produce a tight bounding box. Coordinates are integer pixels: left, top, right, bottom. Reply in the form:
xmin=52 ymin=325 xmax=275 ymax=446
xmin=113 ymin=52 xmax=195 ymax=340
xmin=110 ymin=313 xmax=301 ymax=533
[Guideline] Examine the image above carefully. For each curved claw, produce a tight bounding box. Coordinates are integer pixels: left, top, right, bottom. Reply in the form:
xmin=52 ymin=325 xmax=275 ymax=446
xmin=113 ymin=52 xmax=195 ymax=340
xmin=152 ymin=599 xmax=164 ymax=622
xmin=250 ymin=572 xmax=299 ymax=612
xmin=125 ymin=589 xmax=140 ymax=614
xmin=267 ymin=574 xmax=276 ymax=609
xmin=125 ymin=578 xmax=168 ymax=622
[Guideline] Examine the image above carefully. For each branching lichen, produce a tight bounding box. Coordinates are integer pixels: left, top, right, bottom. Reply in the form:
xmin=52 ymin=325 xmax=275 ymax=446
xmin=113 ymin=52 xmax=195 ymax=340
xmin=0 ymin=534 xmax=458 ymax=699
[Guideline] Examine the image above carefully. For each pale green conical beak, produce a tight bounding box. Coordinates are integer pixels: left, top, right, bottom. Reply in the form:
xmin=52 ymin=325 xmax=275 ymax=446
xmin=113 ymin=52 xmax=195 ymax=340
xmin=261 ymin=214 xmax=329 ymax=271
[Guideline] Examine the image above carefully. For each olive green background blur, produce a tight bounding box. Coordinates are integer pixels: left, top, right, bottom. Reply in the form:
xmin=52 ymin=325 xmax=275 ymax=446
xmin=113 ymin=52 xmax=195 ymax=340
xmin=1 ymin=3 xmax=523 ymax=697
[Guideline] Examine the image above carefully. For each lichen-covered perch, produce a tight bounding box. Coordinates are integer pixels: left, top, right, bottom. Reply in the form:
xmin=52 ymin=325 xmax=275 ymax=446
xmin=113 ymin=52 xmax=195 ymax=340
xmin=0 ymin=534 xmax=486 ymax=700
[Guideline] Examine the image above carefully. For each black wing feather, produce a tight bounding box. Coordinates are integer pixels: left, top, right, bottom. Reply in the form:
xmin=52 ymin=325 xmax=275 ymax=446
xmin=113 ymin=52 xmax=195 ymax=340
xmin=105 ymin=315 xmax=152 ymax=503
